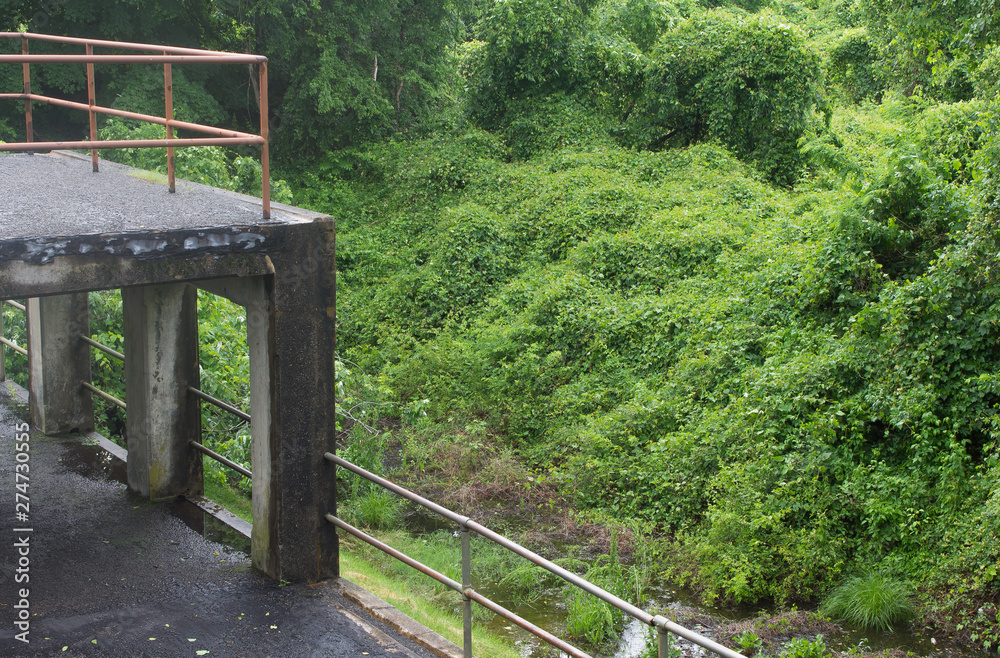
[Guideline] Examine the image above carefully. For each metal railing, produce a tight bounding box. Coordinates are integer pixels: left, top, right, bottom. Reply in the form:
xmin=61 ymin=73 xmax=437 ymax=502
xmin=0 ymin=293 xmax=252 ymax=480
xmin=0 ymin=300 xmax=28 ymax=383
xmin=0 ymin=32 xmax=271 ymax=219
xmin=325 ymin=453 xmax=745 ymax=658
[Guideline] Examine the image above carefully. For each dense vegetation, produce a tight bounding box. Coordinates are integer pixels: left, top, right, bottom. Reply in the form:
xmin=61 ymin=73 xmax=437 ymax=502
xmin=3 ymin=0 xmax=999 ymax=651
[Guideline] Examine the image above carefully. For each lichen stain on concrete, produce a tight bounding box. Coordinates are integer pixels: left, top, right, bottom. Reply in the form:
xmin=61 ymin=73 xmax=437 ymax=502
xmin=126 ymin=238 xmax=169 ymax=256
xmin=1 ymin=226 xmax=277 ymax=266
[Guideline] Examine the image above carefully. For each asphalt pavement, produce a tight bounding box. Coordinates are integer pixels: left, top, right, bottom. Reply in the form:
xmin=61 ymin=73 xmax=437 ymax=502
xmin=0 ymin=393 xmax=441 ymax=658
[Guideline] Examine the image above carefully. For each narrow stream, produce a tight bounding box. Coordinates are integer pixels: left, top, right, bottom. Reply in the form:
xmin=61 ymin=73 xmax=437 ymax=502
xmin=402 ymin=504 xmax=989 ymax=658
xmin=61 ymin=436 xmax=989 ymax=658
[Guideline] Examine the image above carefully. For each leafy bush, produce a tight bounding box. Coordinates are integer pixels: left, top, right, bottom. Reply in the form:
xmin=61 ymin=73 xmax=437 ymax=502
xmin=634 ymin=11 xmax=826 ymax=183
xmin=827 ymin=28 xmax=884 ymax=103
xmin=467 ymin=0 xmax=591 ymax=129
xmin=98 ymin=118 xmax=292 ymax=202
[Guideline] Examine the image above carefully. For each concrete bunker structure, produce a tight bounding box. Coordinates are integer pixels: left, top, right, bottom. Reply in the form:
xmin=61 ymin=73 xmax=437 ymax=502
xmin=0 ymin=151 xmax=337 ymax=583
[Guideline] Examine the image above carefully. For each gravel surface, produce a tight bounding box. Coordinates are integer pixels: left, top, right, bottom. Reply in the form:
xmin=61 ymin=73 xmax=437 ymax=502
xmin=0 ymin=152 xmax=286 ymax=240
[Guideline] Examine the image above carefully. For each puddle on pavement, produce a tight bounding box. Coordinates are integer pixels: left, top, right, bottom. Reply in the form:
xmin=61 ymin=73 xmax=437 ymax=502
xmin=58 ymin=436 xmax=251 ymax=556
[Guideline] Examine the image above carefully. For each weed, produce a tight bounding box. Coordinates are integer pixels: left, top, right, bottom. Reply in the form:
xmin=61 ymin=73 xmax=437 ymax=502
xmin=820 ymin=573 xmax=915 ymax=632
xmin=346 ymin=489 xmax=402 ymax=531
xmin=781 ymin=635 xmax=828 ymax=658
xmin=733 ymin=630 xmax=763 ymax=656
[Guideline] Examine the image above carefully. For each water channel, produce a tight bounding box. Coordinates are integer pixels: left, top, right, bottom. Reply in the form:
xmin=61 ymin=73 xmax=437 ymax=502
xmin=61 ymin=433 xmax=990 ymax=658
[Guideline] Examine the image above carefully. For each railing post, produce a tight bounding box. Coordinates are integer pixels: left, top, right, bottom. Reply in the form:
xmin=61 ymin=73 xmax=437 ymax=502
xmin=259 ymin=60 xmax=270 ymax=220
xmin=86 ymin=43 xmax=98 ymax=172
xmin=164 ymin=54 xmax=175 ymax=193
xmin=658 ymin=624 xmax=671 ymax=658
xmin=21 ymin=35 xmax=32 ymax=153
xmin=462 ymin=526 xmax=473 ymax=658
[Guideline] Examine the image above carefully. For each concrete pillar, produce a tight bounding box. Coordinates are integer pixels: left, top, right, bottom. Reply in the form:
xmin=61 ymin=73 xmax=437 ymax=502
xmin=122 ymin=283 xmax=202 ymax=500
xmin=249 ymin=220 xmax=337 ymax=583
xmin=26 ymin=293 xmax=94 ymax=434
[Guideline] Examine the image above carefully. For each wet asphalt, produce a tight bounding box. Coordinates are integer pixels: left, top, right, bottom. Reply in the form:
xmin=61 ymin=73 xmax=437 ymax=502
xmin=0 ymin=152 xmax=285 ymax=241
xmin=0 ymin=397 xmax=437 ymax=658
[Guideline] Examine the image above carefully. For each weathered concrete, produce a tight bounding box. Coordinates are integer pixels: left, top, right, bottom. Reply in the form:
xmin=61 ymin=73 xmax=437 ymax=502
xmin=1 ymin=151 xmax=338 ymax=583
xmin=198 ymin=235 xmax=339 ymax=582
xmin=123 ymin=283 xmax=203 ymax=500
xmin=0 ymin=151 xmax=281 ymax=237
xmin=25 ymin=293 xmax=93 ymax=434
xmin=260 ymin=220 xmax=339 ymax=583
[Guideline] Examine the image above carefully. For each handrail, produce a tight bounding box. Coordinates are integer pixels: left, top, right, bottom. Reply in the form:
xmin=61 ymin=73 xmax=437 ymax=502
xmin=188 ymin=386 xmax=251 ymax=423
xmin=0 ymin=32 xmax=271 ymax=219
xmin=325 ymin=452 xmax=745 ymax=658
xmin=80 ymin=335 xmax=124 ymax=361
xmin=190 ymin=440 xmax=252 ymax=479
xmin=82 ymin=380 xmax=126 ymax=410
xmin=328 ymin=514 xmax=591 ymax=658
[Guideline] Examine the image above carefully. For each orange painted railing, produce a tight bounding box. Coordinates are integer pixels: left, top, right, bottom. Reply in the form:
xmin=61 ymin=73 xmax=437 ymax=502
xmin=0 ymin=32 xmax=271 ymax=219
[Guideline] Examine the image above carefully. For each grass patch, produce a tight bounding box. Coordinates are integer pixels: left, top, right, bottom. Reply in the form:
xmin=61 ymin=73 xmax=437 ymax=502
xmin=820 ymin=573 xmax=915 ymax=632
xmin=340 ymin=544 xmax=520 ymax=658
xmin=126 ymin=169 xmax=170 ymax=185
xmin=203 ymin=467 xmax=253 ymax=523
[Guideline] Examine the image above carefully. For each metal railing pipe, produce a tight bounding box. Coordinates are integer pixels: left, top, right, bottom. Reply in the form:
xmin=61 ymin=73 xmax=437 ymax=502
xmin=327 ymin=453 xmax=746 ymax=658
xmin=81 ymin=381 xmax=126 ymax=410
xmin=0 ymin=31 xmax=259 ymax=57
xmin=0 ymin=93 xmax=263 ymax=139
xmin=4 ymin=300 xmax=26 ymax=312
xmin=326 ymin=453 xmax=470 ymax=527
xmin=188 ymin=386 xmax=251 ymax=423
xmin=0 ymin=53 xmax=265 ymax=64
xmin=189 ymin=440 xmax=252 ymax=479
xmin=327 ymin=514 xmax=593 ymax=658
xmin=80 ymin=336 xmax=124 ymax=361
xmin=0 ymin=336 xmax=27 ymax=356
xmin=0 ymin=137 xmax=264 ymax=152
xmin=462 ymin=588 xmax=591 ymax=658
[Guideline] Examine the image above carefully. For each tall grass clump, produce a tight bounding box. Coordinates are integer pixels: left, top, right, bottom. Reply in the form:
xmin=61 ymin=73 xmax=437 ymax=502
xmin=820 ymin=573 xmax=915 ymax=631
xmin=347 ymin=489 xmax=402 ymax=530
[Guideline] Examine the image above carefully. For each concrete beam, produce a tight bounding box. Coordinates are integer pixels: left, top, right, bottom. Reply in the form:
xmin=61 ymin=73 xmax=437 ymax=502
xmin=26 ymin=293 xmax=94 ymax=434
xmin=0 ymin=252 xmax=273 ymax=300
xmin=122 ymin=283 xmax=202 ymax=500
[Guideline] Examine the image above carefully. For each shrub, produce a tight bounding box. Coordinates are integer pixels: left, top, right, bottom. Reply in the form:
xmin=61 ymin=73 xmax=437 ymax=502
xmin=828 ymin=28 xmax=885 ymax=103
xmin=633 ymin=11 xmax=826 ymax=184
xmin=820 ymin=573 xmax=915 ymax=631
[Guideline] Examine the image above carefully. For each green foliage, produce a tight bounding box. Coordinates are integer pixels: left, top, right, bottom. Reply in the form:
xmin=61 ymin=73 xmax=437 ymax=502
xmin=1 ymin=300 xmax=28 ymax=389
xmin=821 ymin=573 xmax=915 ymax=631
xmin=634 ymin=11 xmax=826 ymax=183
xmin=827 ymin=28 xmax=884 ymax=103
xmin=781 ymin=635 xmax=829 ymax=658
xmin=98 ymin=118 xmax=292 ymax=202
xmin=733 ymin=630 xmax=763 ymax=655
xmin=346 ymin=489 xmax=403 ymax=530
xmin=467 ymin=0 xmax=591 ymax=129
